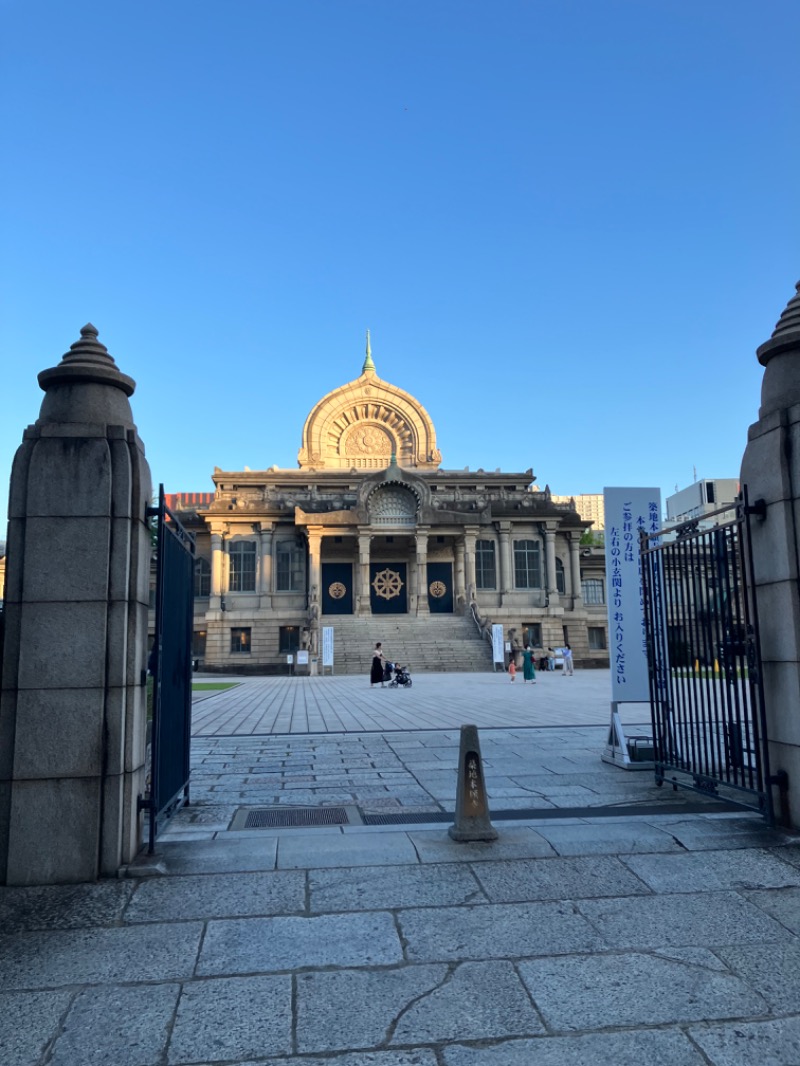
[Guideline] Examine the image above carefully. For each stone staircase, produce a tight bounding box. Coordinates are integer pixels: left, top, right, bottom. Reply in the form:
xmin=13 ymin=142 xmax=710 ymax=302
xmin=321 ymin=613 xmax=495 ymax=675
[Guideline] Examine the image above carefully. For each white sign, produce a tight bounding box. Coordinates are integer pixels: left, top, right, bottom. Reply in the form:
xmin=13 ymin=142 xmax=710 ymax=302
xmin=286 ymin=654 xmax=294 ymax=664
xmin=322 ymin=626 xmax=334 ymax=667
xmin=492 ymin=624 xmax=505 ymax=663
xmin=603 ymin=487 xmax=662 ymax=702
xmin=296 ymin=650 xmax=309 ymax=665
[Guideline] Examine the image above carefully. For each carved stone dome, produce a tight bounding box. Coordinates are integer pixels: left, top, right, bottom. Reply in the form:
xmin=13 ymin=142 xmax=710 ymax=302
xmin=297 ymin=333 xmax=441 ymax=471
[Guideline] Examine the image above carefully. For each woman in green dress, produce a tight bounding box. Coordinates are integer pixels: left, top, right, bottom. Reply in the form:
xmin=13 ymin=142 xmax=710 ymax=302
xmin=522 ymin=645 xmax=537 ymax=684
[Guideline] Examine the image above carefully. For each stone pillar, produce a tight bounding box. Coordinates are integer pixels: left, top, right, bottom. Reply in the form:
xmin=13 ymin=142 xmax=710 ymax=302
xmin=357 ymin=532 xmax=371 ymax=615
xmin=569 ymin=534 xmax=583 ymax=608
xmin=416 ymin=528 xmax=430 ymax=614
xmin=258 ymin=524 xmax=273 ymax=606
xmin=544 ymin=527 xmax=559 ymax=604
xmin=210 ymin=530 xmax=224 ymax=608
xmin=0 ymin=324 xmax=152 ymax=884
xmin=454 ymin=538 xmax=466 ymax=610
xmin=498 ymin=523 xmax=512 ymax=600
xmin=464 ymin=529 xmax=478 ymax=598
xmin=306 ymin=528 xmax=322 ymax=605
xmin=741 ymin=280 xmax=800 ymax=828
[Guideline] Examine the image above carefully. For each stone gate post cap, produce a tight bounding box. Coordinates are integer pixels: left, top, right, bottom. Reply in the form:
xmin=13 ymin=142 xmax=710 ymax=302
xmin=756 ymin=281 xmax=800 ymax=366
xmin=37 ymin=323 xmax=136 ymax=396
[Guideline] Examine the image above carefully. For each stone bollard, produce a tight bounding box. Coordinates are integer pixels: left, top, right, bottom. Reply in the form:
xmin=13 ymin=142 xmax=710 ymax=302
xmin=448 ymin=724 xmax=498 ymax=842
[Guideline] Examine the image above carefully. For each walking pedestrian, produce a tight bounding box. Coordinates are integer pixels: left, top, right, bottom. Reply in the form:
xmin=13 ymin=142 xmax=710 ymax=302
xmin=563 ymin=643 xmax=574 ymax=676
xmin=521 ymin=645 xmax=537 ymax=684
xmin=508 ymin=657 xmax=517 ymax=683
xmin=370 ymin=642 xmax=386 ymax=687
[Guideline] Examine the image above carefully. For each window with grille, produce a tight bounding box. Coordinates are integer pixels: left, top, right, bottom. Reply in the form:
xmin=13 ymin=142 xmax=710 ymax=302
xmin=276 ymin=541 xmax=305 ymax=591
xmin=193 ymin=630 xmax=207 ymax=656
xmin=581 ymin=578 xmax=605 ymax=604
xmin=556 ymin=558 xmax=566 ymax=594
xmin=194 ymin=557 xmax=211 ymax=597
xmin=514 ymin=540 xmax=541 ymax=588
xmin=229 ymin=541 xmax=256 ymax=592
xmin=475 ymin=540 xmax=496 ymax=589
xmin=230 ymin=627 xmax=251 ymax=653
xmin=588 ymin=626 xmax=607 ymax=650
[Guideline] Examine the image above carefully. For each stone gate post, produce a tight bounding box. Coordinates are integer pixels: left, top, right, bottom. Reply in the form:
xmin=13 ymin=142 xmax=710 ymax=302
xmin=0 ymin=325 xmax=152 ymax=884
xmin=741 ymin=282 xmax=800 ymax=828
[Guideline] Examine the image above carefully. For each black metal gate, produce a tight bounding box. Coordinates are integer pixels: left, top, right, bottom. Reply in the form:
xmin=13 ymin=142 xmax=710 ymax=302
xmin=640 ymin=489 xmax=773 ymax=820
xmin=141 ymin=485 xmax=195 ymax=851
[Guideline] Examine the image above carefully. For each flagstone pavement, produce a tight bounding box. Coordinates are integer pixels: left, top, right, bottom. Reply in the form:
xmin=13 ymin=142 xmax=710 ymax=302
xmin=2 ymin=671 xmax=799 ymax=1065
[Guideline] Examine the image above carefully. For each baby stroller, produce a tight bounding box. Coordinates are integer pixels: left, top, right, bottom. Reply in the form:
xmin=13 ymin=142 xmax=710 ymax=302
xmin=389 ymin=664 xmax=412 ymax=688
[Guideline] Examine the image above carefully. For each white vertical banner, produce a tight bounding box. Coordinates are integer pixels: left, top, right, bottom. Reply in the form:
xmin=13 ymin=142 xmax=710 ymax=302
xmin=322 ymin=626 xmax=334 ymax=668
xmin=603 ymin=487 xmax=662 ymax=702
xmin=491 ymin=624 xmax=505 ymax=664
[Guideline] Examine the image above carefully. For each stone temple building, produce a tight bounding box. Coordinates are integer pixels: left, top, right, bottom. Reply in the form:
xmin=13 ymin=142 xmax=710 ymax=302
xmin=167 ymin=336 xmax=609 ymax=673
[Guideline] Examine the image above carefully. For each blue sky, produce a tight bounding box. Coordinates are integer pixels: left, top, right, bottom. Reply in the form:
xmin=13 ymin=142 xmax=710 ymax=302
xmin=1 ymin=0 xmax=798 ymax=533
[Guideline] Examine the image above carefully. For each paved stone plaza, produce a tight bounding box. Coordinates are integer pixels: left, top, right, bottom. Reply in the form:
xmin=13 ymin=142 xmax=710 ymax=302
xmin=2 ymin=671 xmax=800 ymax=1064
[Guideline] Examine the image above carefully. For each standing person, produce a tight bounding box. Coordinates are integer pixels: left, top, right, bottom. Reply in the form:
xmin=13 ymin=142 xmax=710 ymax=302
xmin=521 ymin=645 xmax=537 ymax=684
xmin=508 ymin=657 xmax=516 ymax=683
xmin=563 ymin=643 xmax=574 ymax=676
xmin=547 ymin=648 xmax=556 ymax=671
xmin=370 ymin=642 xmax=386 ymax=688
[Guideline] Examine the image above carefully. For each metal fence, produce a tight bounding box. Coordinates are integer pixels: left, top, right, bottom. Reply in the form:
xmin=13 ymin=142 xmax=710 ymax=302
xmin=640 ymin=489 xmax=774 ymax=820
xmin=141 ymin=485 xmax=195 ymax=851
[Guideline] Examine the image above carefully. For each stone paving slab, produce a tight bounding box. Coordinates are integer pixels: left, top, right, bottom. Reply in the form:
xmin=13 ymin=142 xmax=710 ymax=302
xmin=622 ymin=847 xmax=800 ymax=894
xmin=143 ymin=837 xmax=278 ymax=875
xmin=0 ymin=989 xmax=73 ymax=1066
xmin=0 ymin=922 xmax=204 ymax=990
xmin=442 ymin=1029 xmax=709 ymax=1066
xmin=0 ymin=879 xmax=134 ymax=933
xmin=576 ymin=890 xmax=790 ymax=949
xmin=714 ymin=938 xmax=800 ymax=1013
xmin=743 ymin=885 xmax=800 ymax=934
xmin=399 ymin=901 xmax=606 ymax=961
xmin=518 ymin=950 xmax=768 ymax=1031
xmin=469 ymin=855 xmax=652 ymax=903
xmin=168 ymin=975 xmax=292 ymax=1064
xmin=295 ymin=961 xmax=545 ymax=1054
xmin=407 ymin=828 xmax=556 ymax=863
xmin=48 ymin=982 xmax=180 ymax=1066
xmin=123 ymin=870 xmax=307 ymax=923
xmin=688 ymin=1015 xmax=800 ymax=1065
xmin=277 ymin=831 xmax=420 ymax=869
xmin=530 ymin=820 xmax=684 ymax=856
xmin=197 ymin=911 xmax=403 ymax=975
xmin=309 ymin=863 xmax=485 ymax=912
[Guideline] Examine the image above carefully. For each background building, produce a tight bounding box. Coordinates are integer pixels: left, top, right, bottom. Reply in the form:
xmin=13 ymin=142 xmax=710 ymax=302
xmin=166 ymin=339 xmax=610 ymax=673
xmin=666 ymin=478 xmax=739 ymax=525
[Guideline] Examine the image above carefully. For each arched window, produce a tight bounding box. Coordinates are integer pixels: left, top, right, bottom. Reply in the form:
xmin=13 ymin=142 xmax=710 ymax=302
xmin=556 ymin=558 xmax=566 ymax=595
xmin=194 ymin=557 xmax=211 ymax=597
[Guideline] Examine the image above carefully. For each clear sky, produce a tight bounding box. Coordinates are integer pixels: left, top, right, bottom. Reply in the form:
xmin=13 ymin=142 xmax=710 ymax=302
xmin=1 ymin=0 xmax=798 ymax=535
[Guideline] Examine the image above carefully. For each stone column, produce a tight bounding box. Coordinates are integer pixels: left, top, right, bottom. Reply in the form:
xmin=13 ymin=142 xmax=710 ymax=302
xmin=454 ymin=538 xmax=466 ymax=609
xmin=0 ymin=324 xmax=152 ymax=884
xmin=258 ymin=524 xmax=273 ymax=607
xmin=416 ymin=528 xmax=430 ymax=614
xmin=306 ymin=528 xmax=322 ymax=605
xmin=569 ymin=533 xmax=583 ymax=608
xmin=464 ymin=528 xmax=478 ymax=599
xmin=357 ymin=532 xmax=371 ymax=615
xmin=544 ymin=526 xmax=559 ymax=604
xmin=209 ymin=531 xmax=224 ymax=609
xmin=498 ymin=523 xmax=512 ymax=600
xmin=741 ymin=281 xmax=800 ymax=828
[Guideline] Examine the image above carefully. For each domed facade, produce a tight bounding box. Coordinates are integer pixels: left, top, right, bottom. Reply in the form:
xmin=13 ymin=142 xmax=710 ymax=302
xmin=166 ymin=335 xmax=609 ymax=673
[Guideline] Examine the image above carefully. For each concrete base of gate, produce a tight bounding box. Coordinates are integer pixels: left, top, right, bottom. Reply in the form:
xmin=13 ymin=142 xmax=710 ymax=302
xmin=602 ymin=708 xmax=655 ymax=771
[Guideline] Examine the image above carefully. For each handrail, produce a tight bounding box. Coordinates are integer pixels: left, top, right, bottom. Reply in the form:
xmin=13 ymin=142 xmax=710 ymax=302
xmin=470 ymin=599 xmax=492 ymax=644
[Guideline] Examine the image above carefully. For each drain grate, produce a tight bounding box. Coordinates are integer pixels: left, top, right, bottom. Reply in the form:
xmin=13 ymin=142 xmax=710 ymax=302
xmin=243 ymin=807 xmax=351 ymax=828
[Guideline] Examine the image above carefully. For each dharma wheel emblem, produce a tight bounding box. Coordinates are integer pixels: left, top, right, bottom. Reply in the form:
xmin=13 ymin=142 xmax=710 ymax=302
xmin=328 ymin=582 xmax=347 ymax=600
xmin=372 ymin=567 xmax=404 ymax=600
xmin=429 ymin=580 xmax=447 ymax=598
